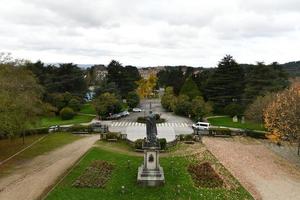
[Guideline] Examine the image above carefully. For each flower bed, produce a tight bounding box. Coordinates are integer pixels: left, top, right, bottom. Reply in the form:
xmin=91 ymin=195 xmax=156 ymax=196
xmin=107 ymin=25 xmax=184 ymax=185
xmin=73 ymin=160 xmax=113 ymax=188
xmin=188 ymin=162 xmax=224 ymax=188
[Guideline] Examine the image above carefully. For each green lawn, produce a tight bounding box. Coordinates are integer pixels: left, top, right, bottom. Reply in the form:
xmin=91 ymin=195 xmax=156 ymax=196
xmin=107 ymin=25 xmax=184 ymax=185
xmin=207 ymin=116 xmax=265 ymax=131
xmin=0 ymin=134 xmax=45 ymax=161
xmin=46 ymin=146 xmax=253 ymax=200
xmin=0 ymin=133 xmax=82 ymax=177
xmin=38 ymin=114 xmax=95 ymax=128
xmin=79 ymin=104 xmax=97 ymax=115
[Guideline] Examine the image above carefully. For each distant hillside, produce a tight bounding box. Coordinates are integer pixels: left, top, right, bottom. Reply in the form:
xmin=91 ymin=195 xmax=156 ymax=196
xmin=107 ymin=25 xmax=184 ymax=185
xmin=280 ymin=61 xmax=300 ymax=77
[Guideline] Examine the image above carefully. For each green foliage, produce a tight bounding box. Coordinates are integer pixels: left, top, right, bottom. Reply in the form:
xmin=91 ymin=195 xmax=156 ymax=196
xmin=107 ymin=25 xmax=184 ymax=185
xmin=25 ymin=61 xmax=87 ymax=96
xmin=0 ymin=64 xmax=43 ymax=138
xmin=79 ymin=104 xmax=97 ymax=115
xmin=68 ymin=98 xmax=81 ymax=111
xmin=107 ymin=60 xmax=141 ymax=98
xmin=136 ymin=116 xmax=166 ymax=124
xmin=134 ymin=139 xmax=144 ymax=149
xmin=208 ymin=116 xmax=265 ymax=131
xmin=158 ymin=138 xmax=167 ymax=150
xmin=223 ymin=103 xmax=244 ymax=117
xmin=59 ymin=107 xmax=75 ymax=120
xmin=105 ymin=132 xmax=120 ymax=140
xmin=46 ymin=147 xmax=253 ymax=200
xmin=205 ymin=55 xmax=245 ymax=111
xmin=92 ymin=92 xmax=122 ymax=117
xmin=180 ymin=77 xmax=201 ymax=100
xmin=209 ymin=128 xmax=232 ymax=136
xmin=126 ymin=91 xmax=140 ymax=108
xmin=161 ymin=87 xmax=176 ymax=111
xmin=244 ymin=62 xmax=289 ymax=104
xmin=174 ymin=95 xmax=191 ymax=116
xmin=191 ymin=96 xmax=213 ymax=120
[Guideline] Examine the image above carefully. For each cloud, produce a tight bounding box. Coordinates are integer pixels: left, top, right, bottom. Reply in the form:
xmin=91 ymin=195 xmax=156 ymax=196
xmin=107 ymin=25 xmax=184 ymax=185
xmin=0 ymin=0 xmax=299 ymax=67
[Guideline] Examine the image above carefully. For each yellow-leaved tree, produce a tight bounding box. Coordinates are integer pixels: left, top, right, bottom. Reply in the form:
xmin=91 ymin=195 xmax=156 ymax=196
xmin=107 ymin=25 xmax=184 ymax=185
xmin=136 ymin=73 xmax=157 ymax=99
xmin=264 ymin=81 xmax=300 ymax=153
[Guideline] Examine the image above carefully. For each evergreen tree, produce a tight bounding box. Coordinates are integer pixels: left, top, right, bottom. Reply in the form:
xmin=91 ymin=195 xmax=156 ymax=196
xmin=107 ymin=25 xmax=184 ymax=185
xmin=180 ymin=77 xmax=201 ymax=100
xmin=205 ymin=55 xmax=245 ymax=111
xmin=244 ymin=62 xmax=289 ymax=104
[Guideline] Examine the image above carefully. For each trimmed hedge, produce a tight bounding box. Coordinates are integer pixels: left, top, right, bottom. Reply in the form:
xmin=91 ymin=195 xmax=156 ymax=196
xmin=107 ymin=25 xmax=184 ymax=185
xmin=134 ymin=138 xmax=167 ymax=150
xmin=178 ymin=134 xmax=194 ymax=141
xmin=244 ymin=129 xmax=267 ymax=139
xmin=106 ymin=132 xmax=120 ymax=140
xmin=23 ymin=127 xmax=49 ymax=136
xmin=209 ymin=128 xmax=231 ymax=136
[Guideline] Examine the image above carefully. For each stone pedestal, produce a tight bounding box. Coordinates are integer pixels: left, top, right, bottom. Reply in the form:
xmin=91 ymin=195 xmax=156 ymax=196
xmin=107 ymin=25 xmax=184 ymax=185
xmin=137 ymin=148 xmax=165 ymax=186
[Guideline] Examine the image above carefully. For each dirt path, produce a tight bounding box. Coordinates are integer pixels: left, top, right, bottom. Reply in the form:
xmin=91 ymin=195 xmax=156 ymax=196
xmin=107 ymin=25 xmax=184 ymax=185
xmin=0 ymin=135 xmax=99 ymax=200
xmin=203 ymin=137 xmax=300 ymax=200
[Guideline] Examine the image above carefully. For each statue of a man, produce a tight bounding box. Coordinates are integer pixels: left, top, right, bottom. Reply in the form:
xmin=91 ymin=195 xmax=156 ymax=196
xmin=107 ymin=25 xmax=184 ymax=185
xmin=146 ymin=111 xmax=158 ymax=146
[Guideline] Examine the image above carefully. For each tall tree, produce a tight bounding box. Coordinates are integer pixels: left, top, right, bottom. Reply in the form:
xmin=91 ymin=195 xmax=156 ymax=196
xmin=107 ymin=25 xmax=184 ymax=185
xmin=244 ymin=62 xmax=289 ymax=104
xmin=0 ymin=64 xmax=43 ymax=142
xmin=205 ymin=55 xmax=245 ymax=111
xmin=180 ymin=77 xmax=201 ymax=100
xmin=107 ymin=61 xmax=141 ymax=98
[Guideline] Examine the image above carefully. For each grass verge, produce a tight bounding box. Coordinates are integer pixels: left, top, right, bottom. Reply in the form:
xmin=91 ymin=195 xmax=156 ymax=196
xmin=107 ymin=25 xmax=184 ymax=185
xmin=45 ymin=144 xmax=253 ymax=200
xmin=38 ymin=114 xmax=95 ymax=128
xmin=0 ymin=133 xmax=82 ymax=177
xmin=208 ymin=116 xmax=265 ymax=131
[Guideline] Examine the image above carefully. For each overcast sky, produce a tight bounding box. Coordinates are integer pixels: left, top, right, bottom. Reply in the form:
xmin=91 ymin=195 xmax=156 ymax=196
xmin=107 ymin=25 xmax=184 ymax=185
xmin=1 ymin=0 xmax=300 ymax=67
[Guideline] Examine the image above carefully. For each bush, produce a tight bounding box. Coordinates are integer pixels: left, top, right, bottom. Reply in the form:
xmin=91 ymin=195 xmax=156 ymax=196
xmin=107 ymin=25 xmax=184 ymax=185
xmin=126 ymin=91 xmax=140 ymax=108
xmin=68 ymin=125 xmax=92 ymax=133
xmin=60 ymin=107 xmax=75 ymax=120
xmin=209 ymin=128 xmax=231 ymax=136
xmin=68 ymin=98 xmax=81 ymax=111
xmin=178 ymin=134 xmax=194 ymax=141
xmin=134 ymin=139 xmax=144 ymax=149
xmin=244 ymin=129 xmax=267 ymax=139
xmin=224 ymin=103 xmax=243 ymax=117
xmin=106 ymin=132 xmax=119 ymax=140
xmin=159 ymin=138 xmax=167 ymax=150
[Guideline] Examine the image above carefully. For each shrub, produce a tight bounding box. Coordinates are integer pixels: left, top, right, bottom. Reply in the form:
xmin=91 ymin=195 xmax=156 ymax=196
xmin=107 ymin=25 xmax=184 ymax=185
xmin=178 ymin=134 xmax=194 ymax=141
xmin=188 ymin=162 xmax=224 ymax=188
xmin=134 ymin=139 xmax=144 ymax=149
xmin=224 ymin=103 xmax=243 ymax=117
xmin=68 ymin=98 xmax=81 ymax=111
xmin=69 ymin=125 xmax=92 ymax=133
xmin=244 ymin=129 xmax=267 ymax=139
xmin=60 ymin=107 xmax=75 ymax=120
xmin=159 ymin=138 xmax=167 ymax=150
xmin=106 ymin=132 xmax=119 ymax=140
xmin=209 ymin=128 xmax=231 ymax=136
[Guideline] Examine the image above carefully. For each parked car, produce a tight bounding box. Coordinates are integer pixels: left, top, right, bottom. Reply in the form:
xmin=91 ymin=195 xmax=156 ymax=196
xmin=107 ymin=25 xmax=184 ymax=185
xmin=48 ymin=125 xmax=59 ymax=133
xmin=132 ymin=108 xmax=142 ymax=112
xmin=192 ymin=122 xmax=210 ymax=130
xmin=111 ymin=113 xmax=122 ymax=120
xmin=120 ymin=111 xmax=130 ymax=117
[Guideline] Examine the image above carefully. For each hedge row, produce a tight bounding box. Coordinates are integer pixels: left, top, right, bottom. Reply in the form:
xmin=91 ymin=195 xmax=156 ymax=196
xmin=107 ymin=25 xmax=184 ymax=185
xmin=134 ymin=138 xmax=167 ymax=150
xmin=208 ymin=128 xmax=232 ymax=136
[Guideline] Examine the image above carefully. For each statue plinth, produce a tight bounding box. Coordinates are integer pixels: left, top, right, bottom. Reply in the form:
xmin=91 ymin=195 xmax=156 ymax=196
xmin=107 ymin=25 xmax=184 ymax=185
xmin=137 ymin=111 xmax=165 ymax=187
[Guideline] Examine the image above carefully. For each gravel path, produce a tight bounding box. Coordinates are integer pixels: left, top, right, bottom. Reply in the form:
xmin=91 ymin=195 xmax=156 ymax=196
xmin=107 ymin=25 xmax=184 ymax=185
xmin=0 ymin=135 xmax=99 ymax=200
xmin=203 ymin=137 xmax=300 ymax=200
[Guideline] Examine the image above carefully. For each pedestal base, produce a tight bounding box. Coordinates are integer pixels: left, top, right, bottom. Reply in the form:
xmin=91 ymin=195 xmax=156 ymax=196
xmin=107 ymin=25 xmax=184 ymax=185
xmin=137 ymin=165 xmax=165 ymax=186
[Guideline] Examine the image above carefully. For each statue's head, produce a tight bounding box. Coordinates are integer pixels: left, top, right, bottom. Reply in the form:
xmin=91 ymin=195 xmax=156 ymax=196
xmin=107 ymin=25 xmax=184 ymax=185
xmin=149 ymin=110 xmax=153 ymax=114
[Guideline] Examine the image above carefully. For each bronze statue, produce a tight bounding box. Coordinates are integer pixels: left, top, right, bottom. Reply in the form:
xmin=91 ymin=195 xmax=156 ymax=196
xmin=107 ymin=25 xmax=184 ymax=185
xmin=145 ymin=111 xmax=158 ymax=146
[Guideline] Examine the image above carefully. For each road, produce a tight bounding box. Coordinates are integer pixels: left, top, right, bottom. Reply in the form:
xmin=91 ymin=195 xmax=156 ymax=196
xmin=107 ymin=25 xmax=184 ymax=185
xmin=109 ymin=99 xmax=193 ymax=142
xmin=0 ymin=135 xmax=99 ymax=200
